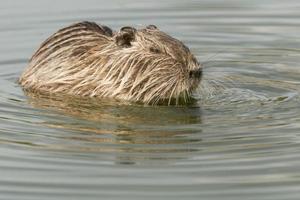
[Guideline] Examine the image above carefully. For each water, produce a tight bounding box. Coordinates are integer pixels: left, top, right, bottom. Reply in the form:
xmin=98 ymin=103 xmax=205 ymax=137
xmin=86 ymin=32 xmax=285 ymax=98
xmin=1 ymin=0 xmax=300 ymax=199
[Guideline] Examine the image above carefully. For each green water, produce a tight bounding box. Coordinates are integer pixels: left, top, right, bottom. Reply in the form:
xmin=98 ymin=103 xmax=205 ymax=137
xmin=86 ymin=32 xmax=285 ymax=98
xmin=1 ymin=0 xmax=300 ymax=199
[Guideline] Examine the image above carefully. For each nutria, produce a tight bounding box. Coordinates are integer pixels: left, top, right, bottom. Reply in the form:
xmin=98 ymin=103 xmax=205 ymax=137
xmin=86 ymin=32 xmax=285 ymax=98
xmin=19 ymin=21 xmax=202 ymax=105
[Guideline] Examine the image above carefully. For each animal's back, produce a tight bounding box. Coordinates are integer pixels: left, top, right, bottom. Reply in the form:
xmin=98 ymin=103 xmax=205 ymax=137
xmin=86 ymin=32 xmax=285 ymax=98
xmin=19 ymin=22 xmax=113 ymax=95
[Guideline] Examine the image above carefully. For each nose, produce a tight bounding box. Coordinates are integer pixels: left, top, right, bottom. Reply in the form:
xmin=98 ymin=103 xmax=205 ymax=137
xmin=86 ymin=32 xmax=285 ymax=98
xmin=189 ymin=68 xmax=203 ymax=79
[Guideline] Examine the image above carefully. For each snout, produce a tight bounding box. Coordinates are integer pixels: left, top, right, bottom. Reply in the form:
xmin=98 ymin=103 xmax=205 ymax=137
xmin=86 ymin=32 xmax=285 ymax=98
xmin=189 ymin=68 xmax=203 ymax=79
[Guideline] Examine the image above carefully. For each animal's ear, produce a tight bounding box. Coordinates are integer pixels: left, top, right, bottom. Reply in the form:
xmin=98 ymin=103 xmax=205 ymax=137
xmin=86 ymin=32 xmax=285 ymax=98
xmin=115 ymin=26 xmax=136 ymax=47
xmin=146 ymin=25 xmax=158 ymax=30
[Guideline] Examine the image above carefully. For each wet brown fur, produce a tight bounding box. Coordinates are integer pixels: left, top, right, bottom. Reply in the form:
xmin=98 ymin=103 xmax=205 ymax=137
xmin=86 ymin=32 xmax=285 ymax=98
xmin=19 ymin=21 xmax=201 ymax=105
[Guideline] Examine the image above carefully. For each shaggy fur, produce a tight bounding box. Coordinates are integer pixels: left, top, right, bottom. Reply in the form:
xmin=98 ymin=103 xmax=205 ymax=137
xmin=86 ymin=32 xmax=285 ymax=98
xmin=19 ymin=21 xmax=202 ymax=105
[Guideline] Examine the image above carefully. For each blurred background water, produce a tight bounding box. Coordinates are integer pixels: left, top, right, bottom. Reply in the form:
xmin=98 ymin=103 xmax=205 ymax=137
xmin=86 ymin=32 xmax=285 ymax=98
xmin=1 ymin=0 xmax=300 ymax=199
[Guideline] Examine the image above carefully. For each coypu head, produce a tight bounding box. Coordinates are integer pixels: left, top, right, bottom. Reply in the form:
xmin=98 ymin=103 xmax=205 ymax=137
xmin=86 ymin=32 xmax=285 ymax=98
xmin=108 ymin=25 xmax=202 ymax=104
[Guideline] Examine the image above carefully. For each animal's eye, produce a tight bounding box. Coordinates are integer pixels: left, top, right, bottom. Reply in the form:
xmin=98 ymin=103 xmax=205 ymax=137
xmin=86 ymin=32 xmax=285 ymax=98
xmin=149 ymin=47 xmax=161 ymax=54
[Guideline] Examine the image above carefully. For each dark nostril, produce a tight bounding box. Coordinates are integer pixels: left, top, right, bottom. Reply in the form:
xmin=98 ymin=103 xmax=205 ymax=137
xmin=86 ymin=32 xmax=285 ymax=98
xmin=189 ymin=69 xmax=203 ymax=79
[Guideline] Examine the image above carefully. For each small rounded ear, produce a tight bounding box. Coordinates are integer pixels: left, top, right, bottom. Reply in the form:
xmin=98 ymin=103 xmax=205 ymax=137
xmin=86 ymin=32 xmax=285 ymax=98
xmin=146 ymin=25 xmax=158 ymax=30
xmin=115 ymin=26 xmax=137 ymax=47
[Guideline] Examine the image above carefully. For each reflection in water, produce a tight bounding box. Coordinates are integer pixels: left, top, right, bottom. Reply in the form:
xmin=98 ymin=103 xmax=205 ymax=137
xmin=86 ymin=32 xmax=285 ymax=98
xmin=25 ymin=91 xmax=203 ymax=165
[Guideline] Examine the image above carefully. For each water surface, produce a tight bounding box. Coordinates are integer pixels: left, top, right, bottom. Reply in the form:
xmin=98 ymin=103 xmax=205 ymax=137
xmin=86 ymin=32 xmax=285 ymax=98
xmin=1 ymin=0 xmax=300 ymax=199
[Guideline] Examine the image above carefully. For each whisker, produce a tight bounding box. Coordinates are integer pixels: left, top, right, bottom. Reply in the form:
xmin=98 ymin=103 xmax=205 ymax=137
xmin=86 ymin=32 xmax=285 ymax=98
xmin=201 ymin=48 xmax=227 ymax=64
